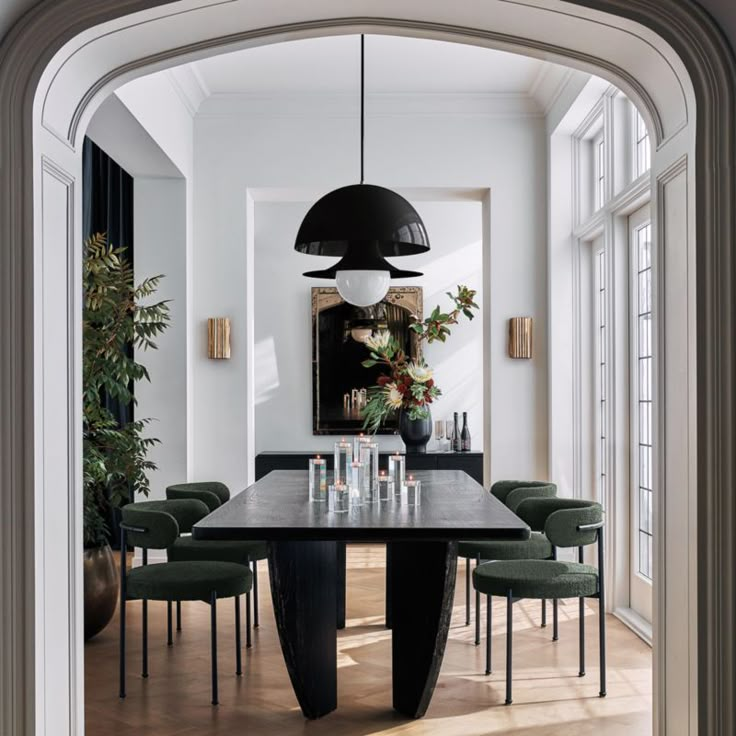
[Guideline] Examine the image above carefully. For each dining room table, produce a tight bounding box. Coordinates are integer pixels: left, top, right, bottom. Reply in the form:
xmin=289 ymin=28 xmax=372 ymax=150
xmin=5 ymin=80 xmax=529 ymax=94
xmin=192 ymin=469 xmax=529 ymax=720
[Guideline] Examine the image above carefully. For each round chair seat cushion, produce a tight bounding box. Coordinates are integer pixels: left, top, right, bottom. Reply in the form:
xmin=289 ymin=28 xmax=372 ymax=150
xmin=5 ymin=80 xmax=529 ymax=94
xmin=473 ymin=559 xmax=599 ymax=599
xmin=126 ymin=561 xmax=252 ymax=601
xmin=168 ymin=537 xmax=268 ymax=564
xmin=458 ymin=532 xmax=552 ymax=561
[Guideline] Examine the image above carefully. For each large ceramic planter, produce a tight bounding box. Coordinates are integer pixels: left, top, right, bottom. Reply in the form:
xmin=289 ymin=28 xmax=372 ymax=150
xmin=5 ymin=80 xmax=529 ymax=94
xmin=84 ymin=545 xmax=119 ymax=640
xmin=399 ymin=409 xmax=432 ymax=454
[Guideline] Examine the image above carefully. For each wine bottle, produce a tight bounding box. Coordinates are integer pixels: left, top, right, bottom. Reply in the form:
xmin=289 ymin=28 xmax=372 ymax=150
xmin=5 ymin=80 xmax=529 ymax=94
xmin=461 ymin=412 xmax=471 ymax=452
xmin=452 ymin=412 xmax=461 ymax=452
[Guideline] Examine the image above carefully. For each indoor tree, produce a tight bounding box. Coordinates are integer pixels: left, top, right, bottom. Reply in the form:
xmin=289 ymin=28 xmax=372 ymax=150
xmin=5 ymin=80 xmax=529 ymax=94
xmin=83 ymin=232 xmax=170 ymax=548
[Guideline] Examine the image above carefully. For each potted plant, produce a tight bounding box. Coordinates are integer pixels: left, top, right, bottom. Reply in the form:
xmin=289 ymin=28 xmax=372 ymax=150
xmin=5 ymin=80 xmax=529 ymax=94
xmin=83 ymin=233 xmax=170 ymax=640
xmin=361 ymin=285 xmax=479 ymax=452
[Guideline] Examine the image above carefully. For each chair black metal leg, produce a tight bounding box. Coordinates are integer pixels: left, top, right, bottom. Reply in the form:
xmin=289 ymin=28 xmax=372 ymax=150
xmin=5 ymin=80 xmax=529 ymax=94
xmin=252 ymin=561 xmax=260 ymax=628
xmin=245 ymin=590 xmax=252 ymax=648
xmin=119 ymin=594 xmax=126 ymax=698
xmin=553 ymin=599 xmax=559 ymax=641
xmin=167 ymin=601 xmax=173 ymax=646
xmin=465 ymin=558 xmax=471 ymax=626
xmin=475 ymin=555 xmax=481 ymax=645
xmin=541 ymin=599 xmax=547 ymax=627
xmin=485 ymin=594 xmax=492 ymax=675
xmin=235 ymin=596 xmax=242 ymax=676
xmin=176 ymin=600 xmax=182 ymax=631
xmin=579 ymin=597 xmax=586 ymax=676
xmin=211 ymin=591 xmax=219 ymax=705
xmin=505 ymin=590 xmax=513 ymax=705
xmin=142 ymin=599 xmax=149 ymax=678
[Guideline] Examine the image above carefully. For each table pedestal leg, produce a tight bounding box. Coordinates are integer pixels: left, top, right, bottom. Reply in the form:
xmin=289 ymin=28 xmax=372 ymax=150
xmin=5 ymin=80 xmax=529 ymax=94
xmin=336 ymin=541 xmax=346 ymax=629
xmin=389 ymin=540 xmax=458 ymax=718
xmin=268 ymin=541 xmax=337 ymax=719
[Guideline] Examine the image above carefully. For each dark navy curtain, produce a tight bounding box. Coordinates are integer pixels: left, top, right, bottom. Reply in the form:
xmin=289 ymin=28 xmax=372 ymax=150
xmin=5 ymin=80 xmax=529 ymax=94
xmin=83 ymin=137 xmax=134 ymax=547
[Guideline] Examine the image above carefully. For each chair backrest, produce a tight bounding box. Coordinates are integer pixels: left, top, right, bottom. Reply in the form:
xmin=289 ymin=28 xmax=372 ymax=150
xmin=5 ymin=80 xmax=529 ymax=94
xmin=166 ymin=481 xmax=230 ymax=512
xmin=491 ymin=480 xmax=558 ymax=513
xmin=121 ymin=499 xmax=210 ymax=548
xmin=515 ymin=497 xmax=603 ymax=547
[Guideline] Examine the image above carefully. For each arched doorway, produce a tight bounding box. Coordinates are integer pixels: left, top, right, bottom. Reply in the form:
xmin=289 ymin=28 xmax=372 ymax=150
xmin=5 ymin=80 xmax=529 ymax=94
xmin=1 ymin=2 xmax=733 ymax=734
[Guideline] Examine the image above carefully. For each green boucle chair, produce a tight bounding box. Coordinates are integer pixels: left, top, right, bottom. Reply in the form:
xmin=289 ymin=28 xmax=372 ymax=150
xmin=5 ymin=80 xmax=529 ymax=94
xmin=473 ymin=497 xmax=606 ymax=705
xmin=458 ymin=480 xmax=558 ymax=648
xmin=119 ymin=499 xmax=252 ymax=705
xmin=166 ymin=482 xmax=268 ymax=647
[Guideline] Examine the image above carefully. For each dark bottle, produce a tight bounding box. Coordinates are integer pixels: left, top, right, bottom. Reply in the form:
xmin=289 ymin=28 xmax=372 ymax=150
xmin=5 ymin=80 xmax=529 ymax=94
xmin=461 ymin=412 xmax=471 ymax=452
xmin=452 ymin=412 xmax=461 ymax=452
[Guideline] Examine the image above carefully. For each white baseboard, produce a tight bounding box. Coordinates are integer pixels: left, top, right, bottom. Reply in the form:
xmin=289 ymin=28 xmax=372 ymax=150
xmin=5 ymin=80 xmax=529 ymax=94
xmin=614 ymin=606 xmax=652 ymax=646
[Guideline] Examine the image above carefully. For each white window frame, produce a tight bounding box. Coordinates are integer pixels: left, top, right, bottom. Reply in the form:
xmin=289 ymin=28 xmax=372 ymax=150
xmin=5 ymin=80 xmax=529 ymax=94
xmin=632 ymin=104 xmax=651 ymax=179
xmin=629 ymin=205 xmax=654 ymax=623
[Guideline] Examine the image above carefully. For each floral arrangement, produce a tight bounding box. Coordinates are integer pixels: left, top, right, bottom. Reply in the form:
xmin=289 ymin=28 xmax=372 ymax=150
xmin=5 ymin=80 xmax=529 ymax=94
xmin=360 ymin=285 xmax=479 ymax=432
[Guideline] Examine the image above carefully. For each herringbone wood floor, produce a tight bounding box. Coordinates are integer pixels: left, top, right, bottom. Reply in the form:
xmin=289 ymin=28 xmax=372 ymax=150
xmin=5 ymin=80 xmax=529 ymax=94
xmin=85 ymin=545 xmax=652 ymax=735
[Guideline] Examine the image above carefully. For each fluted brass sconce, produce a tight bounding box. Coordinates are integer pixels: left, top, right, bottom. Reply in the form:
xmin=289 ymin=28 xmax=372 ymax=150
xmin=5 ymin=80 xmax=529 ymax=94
xmin=208 ymin=318 xmax=231 ymax=359
xmin=508 ymin=317 xmax=533 ymax=359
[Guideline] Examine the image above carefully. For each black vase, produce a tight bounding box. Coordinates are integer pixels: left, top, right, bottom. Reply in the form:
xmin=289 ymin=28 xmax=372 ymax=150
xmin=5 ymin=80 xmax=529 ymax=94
xmin=399 ymin=409 xmax=432 ymax=454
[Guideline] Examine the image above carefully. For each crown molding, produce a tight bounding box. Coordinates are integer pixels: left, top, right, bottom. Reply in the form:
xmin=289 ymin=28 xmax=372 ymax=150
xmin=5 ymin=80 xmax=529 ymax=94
xmin=166 ymin=64 xmax=209 ymax=116
xmin=195 ymin=91 xmax=544 ymax=119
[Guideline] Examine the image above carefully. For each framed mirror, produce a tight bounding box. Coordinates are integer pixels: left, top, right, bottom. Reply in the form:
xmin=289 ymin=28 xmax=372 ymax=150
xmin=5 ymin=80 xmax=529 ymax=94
xmin=312 ymin=286 xmax=423 ymax=435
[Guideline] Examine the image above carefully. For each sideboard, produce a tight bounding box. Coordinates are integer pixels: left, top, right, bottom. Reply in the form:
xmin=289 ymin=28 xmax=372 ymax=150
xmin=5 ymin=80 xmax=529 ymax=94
xmin=255 ymin=450 xmax=484 ymax=485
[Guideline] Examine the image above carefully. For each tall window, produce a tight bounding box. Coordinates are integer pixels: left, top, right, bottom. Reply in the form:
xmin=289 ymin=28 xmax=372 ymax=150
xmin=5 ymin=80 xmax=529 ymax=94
xmin=594 ymin=133 xmax=606 ymax=209
xmin=595 ymin=246 xmax=608 ymax=505
xmin=634 ymin=222 xmax=653 ymax=580
xmin=634 ymin=108 xmax=651 ymax=178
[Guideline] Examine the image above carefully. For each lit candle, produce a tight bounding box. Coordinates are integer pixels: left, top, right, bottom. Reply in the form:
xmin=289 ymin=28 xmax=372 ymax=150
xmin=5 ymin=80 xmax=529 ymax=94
xmin=377 ymin=469 xmax=392 ymax=503
xmin=328 ymin=483 xmax=350 ymax=514
xmin=360 ymin=442 xmax=380 ymax=504
xmin=308 ymin=455 xmax=327 ymax=503
xmin=388 ymin=453 xmax=405 ymax=497
xmin=404 ymin=475 xmax=422 ymax=506
xmin=334 ymin=439 xmax=353 ymax=485
xmin=353 ymin=433 xmax=372 ymax=462
xmin=349 ymin=461 xmax=365 ymax=506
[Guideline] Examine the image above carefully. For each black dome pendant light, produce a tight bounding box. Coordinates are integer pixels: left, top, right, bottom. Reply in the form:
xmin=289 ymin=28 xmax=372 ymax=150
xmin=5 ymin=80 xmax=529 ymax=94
xmin=294 ymin=35 xmax=430 ymax=307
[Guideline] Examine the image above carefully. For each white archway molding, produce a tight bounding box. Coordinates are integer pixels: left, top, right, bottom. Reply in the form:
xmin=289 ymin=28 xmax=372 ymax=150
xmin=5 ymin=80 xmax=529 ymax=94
xmin=0 ymin=1 xmax=734 ymax=735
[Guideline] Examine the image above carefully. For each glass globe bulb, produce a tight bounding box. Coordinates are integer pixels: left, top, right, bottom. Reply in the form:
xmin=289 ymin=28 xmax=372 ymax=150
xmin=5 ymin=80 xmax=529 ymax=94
xmin=335 ymin=270 xmax=390 ymax=307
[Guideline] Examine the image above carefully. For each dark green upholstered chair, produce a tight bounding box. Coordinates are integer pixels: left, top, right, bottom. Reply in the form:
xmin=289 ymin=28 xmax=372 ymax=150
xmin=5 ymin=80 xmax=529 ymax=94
xmin=473 ymin=497 xmax=606 ymax=705
xmin=119 ymin=499 xmax=253 ymax=705
xmin=459 ymin=480 xmax=558 ymax=646
xmin=166 ymin=482 xmax=267 ymax=646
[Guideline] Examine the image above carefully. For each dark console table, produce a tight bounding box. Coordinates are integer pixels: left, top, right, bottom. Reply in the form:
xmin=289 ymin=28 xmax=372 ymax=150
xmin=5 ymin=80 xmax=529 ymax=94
xmin=256 ymin=450 xmax=484 ymax=485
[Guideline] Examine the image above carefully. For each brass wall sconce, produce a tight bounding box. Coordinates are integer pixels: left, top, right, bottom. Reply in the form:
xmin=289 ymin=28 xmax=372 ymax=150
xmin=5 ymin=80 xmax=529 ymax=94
xmin=508 ymin=317 xmax=533 ymax=359
xmin=207 ymin=318 xmax=231 ymax=359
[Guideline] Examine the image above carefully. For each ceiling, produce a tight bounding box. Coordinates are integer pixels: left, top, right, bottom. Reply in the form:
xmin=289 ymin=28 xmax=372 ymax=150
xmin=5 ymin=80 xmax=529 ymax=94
xmin=185 ymin=34 xmax=563 ymax=97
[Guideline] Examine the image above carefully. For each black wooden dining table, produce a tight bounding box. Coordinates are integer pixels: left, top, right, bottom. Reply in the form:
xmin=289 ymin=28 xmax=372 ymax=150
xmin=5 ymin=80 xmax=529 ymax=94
xmin=192 ymin=469 xmax=529 ymax=720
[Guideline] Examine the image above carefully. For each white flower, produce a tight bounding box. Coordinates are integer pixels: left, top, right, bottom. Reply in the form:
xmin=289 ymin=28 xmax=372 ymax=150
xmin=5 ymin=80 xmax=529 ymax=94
xmin=407 ymin=362 xmax=433 ymax=383
xmin=385 ymin=383 xmax=404 ymax=409
xmin=364 ymin=330 xmax=392 ymax=353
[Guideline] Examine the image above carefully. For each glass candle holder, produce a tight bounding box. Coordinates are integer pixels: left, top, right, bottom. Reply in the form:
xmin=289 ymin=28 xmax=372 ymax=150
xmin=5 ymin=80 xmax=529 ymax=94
xmin=404 ymin=476 xmax=422 ymax=505
xmin=377 ymin=470 xmax=393 ymax=503
xmin=353 ymin=434 xmax=372 ymax=463
xmin=308 ymin=455 xmax=327 ymax=503
xmin=349 ymin=461 xmax=365 ymax=506
xmin=388 ymin=453 xmax=405 ymax=498
xmin=328 ymin=483 xmax=350 ymax=514
xmin=360 ymin=442 xmax=380 ymax=504
xmin=333 ymin=439 xmax=353 ymax=485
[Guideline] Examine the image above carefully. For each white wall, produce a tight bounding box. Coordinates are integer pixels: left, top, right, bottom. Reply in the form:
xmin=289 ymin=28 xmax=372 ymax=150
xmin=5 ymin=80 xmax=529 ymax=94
xmin=254 ymin=198 xmax=483 ymax=454
xmin=134 ymin=179 xmax=188 ymax=498
xmin=192 ymin=96 xmax=548 ymax=488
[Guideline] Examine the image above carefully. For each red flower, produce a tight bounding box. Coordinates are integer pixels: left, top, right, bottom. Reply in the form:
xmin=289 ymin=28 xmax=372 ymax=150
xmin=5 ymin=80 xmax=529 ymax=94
xmin=426 ymin=378 xmax=434 ymax=389
xmin=377 ymin=375 xmax=391 ymax=387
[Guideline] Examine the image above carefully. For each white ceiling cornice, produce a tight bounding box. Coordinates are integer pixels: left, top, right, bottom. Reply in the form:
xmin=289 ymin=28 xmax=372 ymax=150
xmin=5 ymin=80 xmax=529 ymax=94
xmin=166 ymin=65 xmax=209 ymax=117
xmin=195 ymin=91 xmax=544 ymax=120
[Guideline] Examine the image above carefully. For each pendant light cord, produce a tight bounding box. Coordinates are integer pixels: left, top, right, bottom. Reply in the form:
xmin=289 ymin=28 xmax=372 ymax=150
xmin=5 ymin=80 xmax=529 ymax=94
xmin=360 ymin=34 xmax=365 ymax=184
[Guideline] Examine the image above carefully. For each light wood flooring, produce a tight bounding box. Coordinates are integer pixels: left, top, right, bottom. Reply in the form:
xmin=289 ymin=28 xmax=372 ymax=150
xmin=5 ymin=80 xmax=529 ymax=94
xmin=85 ymin=545 xmax=652 ymax=735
